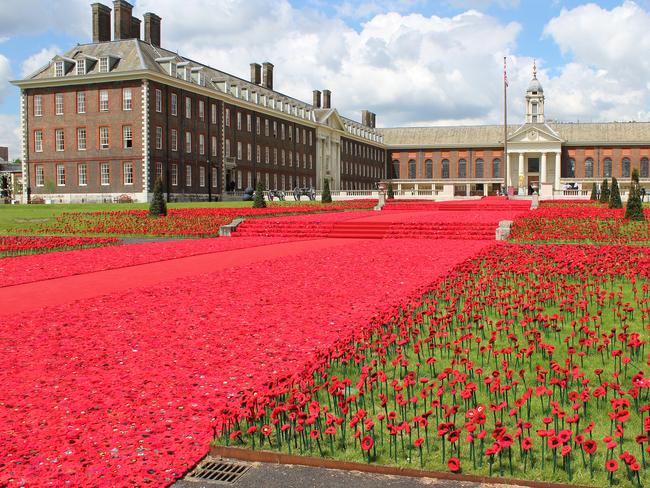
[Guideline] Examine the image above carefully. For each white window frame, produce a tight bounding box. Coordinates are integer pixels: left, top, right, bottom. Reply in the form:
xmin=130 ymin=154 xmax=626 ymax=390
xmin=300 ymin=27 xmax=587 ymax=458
xmin=123 ymin=161 xmax=133 ymax=185
xmin=236 ymin=112 xmax=241 ymax=130
xmin=199 ymin=134 xmax=205 ymax=155
xmin=171 ymin=93 xmax=178 ymax=116
xmin=225 ymin=108 xmax=230 ymax=126
xmin=77 ymin=92 xmax=86 ymax=114
xmin=171 ymin=164 xmax=178 ymax=186
xmin=100 ymin=163 xmax=110 ymax=185
xmin=185 ymin=96 xmax=191 ymax=119
xmin=198 ymin=100 xmax=205 ymax=120
xmin=99 ymin=127 xmax=109 ymax=149
xmin=185 ymin=131 xmax=192 ymax=153
xmin=155 ymin=89 xmax=162 ymax=113
xmin=99 ymin=57 xmax=109 ymax=73
xmin=77 ymin=127 xmax=87 ymax=151
xmin=34 ymin=130 xmax=43 ymax=152
xmin=211 ymin=104 xmax=217 ymax=124
xmin=123 ymin=88 xmax=133 ymax=111
xmin=237 ymin=141 xmax=242 ymax=160
xmin=78 ymin=163 xmax=87 ymax=186
xmin=124 ymin=125 xmax=133 ymax=149
xmin=56 ymin=164 xmax=65 ymax=186
xmin=155 ymin=126 xmax=162 ymax=150
xmin=76 ymin=59 xmax=86 ymax=76
xmin=55 ymin=93 xmax=64 ymax=115
xmin=212 ymin=167 xmax=218 ymax=188
xmin=34 ymin=95 xmax=42 ymax=117
xmin=199 ymin=166 xmax=206 ymax=187
xmin=171 ymin=129 xmax=178 ymax=152
xmin=55 ymin=129 xmax=65 ymax=151
xmin=35 ymin=165 xmax=44 ymax=187
xmin=55 ymin=61 xmax=64 ymax=77
xmin=185 ymin=164 xmax=192 ymax=186
xmin=211 ymin=135 xmax=217 ymax=157
xmin=99 ymin=90 xmax=109 ymax=112
xmin=225 ymin=139 xmax=230 ymax=157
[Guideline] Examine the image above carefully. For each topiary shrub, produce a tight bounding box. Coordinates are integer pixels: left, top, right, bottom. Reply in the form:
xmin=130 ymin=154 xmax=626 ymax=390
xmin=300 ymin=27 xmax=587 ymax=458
xmin=253 ymin=179 xmax=266 ymax=208
xmin=590 ymin=182 xmax=598 ymax=201
xmin=625 ymin=169 xmax=645 ymax=221
xmin=609 ymin=177 xmax=622 ymax=208
xmin=599 ymin=179 xmax=610 ymax=204
xmin=149 ymin=178 xmax=167 ymax=217
xmin=387 ymin=182 xmax=395 ymax=199
xmin=321 ymin=178 xmax=332 ymax=203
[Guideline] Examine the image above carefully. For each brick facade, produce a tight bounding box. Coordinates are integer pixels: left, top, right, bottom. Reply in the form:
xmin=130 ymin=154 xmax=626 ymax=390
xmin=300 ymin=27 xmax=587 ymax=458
xmin=340 ymin=137 xmax=386 ymax=190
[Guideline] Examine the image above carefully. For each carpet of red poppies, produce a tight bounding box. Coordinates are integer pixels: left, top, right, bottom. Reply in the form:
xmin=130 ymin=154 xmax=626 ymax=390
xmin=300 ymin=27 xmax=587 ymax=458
xmin=0 ymin=237 xmax=491 ymax=487
xmin=0 ymin=236 xmax=119 ymax=257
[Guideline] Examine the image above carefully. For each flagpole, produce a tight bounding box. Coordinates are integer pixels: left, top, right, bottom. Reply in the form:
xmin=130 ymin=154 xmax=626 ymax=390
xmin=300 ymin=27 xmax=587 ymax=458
xmin=503 ymin=56 xmax=508 ymax=197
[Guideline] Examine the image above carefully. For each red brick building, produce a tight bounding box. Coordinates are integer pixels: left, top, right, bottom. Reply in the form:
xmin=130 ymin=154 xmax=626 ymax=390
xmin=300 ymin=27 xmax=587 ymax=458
xmin=13 ymin=1 xmax=386 ymax=203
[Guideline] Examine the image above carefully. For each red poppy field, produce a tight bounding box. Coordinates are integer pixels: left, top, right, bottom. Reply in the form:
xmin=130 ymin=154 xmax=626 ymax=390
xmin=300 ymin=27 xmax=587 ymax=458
xmin=216 ymin=243 xmax=650 ymax=488
xmin=0 ymin=235 xmax=119 ymax=257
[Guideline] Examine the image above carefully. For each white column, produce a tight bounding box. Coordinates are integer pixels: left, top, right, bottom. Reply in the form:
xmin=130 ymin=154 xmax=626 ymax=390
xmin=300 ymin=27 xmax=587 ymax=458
xmin=518 ymin=152 xmax=525 ymax=195
xmin=554 ymin=151 xmax=561 ymax=190
xmin=541 ymin=152 xmax=547 ymax=184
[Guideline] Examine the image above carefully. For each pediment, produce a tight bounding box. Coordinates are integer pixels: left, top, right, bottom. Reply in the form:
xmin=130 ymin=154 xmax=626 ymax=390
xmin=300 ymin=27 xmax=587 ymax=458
xmin=315 ymin=109 xmax=346 ymax=131
xmin=508 ymin=123 xmax=562 ymax=144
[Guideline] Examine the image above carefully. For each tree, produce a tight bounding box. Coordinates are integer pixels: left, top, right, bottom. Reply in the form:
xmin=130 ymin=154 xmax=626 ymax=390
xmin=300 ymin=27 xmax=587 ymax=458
xmin=608 ymin=177 xmax=622 ymax=208
xmin=599 ymin=179 xmax=610 ymax=204
xmin=321 ymin=178 xmax=332 ymax=203
xmin=253 ymin=179 xmax=266 ymax=208
xmin=149 ymin=178 xmax=167 ymax=217
xmin=590 ymin=182 xmax=598 ymax=201
xmin=625 ymin=169 xmax=645 ymax=221
xmin=387 ymin=182 xmax=395 ymax=199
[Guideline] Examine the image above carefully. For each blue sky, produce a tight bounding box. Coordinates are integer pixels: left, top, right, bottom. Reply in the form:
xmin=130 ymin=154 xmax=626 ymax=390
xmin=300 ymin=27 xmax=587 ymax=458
xmin=1 ymin=0 xmax=650 ymax=158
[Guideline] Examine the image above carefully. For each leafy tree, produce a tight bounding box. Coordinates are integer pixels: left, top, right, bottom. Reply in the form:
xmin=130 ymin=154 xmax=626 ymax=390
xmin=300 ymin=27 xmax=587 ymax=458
xmin=253 ymin=179 xmax=266 ymax=208
xmin=608 ymin=177 xmax=622 ymax=208
xmin=387 ymin=182 xmax=395 ymax=199
xmin=589 ymin=182 xmax=598 ymax=201
xmin=321 ymin=178 xmax=332 ymax=203
xmin=149 ymin=178 xmax=167 ymax=217
xmin=599 ymin=179 xmax=610 ymax=204
xmin=625 ymin=169 xmax=645 ymax=221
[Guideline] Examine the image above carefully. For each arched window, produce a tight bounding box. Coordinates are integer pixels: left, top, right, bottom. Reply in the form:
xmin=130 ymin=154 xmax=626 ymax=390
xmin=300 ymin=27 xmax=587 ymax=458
xmin=567 ymin=158 xmax=575 ymax=178
xmin=584 ymin=158 xmax=594 ymax=178
xmin=641 ymin=158 xmax=649 ymax=178
xmin=425 ymin=159 xmax=433 ymax=179
xmin=492 ymin=158 xmax=501 ymax=178
xmin=408 ymin=159 xmax=416 ymax=179
xmin=392 ymin=160 xmax=400 ymax=179
xmin=622 ymin=157 xmax=631 ymax=178
xmin=458 ymin=158 xmax=467 ymax=178
xmin=475 ymin=158 xmax=484 ymax=178
xmin=441 ymin=159 xmax=450 ymax=179
xmin=604 ymin=158 xmax=612 ymax=178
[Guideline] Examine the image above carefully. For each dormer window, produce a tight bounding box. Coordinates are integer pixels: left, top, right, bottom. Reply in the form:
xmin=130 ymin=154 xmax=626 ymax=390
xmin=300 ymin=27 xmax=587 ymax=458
xmin=76 ymin=59 xmax=86 ymax=75
xmin=55 ymin=61 xmax=64 ymax=77
xmin=99 ymin=57 xmax=109 ymax=73
xmin=170 ymin=63 xmax=177 ymax=78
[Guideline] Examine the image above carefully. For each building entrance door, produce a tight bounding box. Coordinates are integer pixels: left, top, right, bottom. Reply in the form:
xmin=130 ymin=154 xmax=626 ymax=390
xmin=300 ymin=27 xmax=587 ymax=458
xmin=527 ymin=175 xmax=539 ymax=195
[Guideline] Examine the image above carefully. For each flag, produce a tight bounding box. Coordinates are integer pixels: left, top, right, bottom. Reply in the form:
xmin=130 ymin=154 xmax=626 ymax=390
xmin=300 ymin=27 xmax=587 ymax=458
xmin=504 ymin=57 xmax=508 ymax=87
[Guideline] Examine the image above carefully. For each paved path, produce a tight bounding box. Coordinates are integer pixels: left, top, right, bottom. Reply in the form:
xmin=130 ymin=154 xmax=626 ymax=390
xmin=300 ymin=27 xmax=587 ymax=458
xmin=0 ymin=238 xmax=355 ymax=316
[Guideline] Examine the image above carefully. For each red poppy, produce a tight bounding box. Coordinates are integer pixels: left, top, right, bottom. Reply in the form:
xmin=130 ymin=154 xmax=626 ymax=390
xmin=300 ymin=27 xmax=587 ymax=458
xmin=360 ymin=435 xmax=374 ymax=451
xmin=414 ymin=438 xmax=425 ymax=448
xmin=605 ymin=459 xmax=619 ymax=472
xmin=582 ymin=439 xmax=597 ymax=455
xmin=310 ymin=429 xmax=320 ymax=440
xmin=447 ymin=457 xmax=461 ymax=473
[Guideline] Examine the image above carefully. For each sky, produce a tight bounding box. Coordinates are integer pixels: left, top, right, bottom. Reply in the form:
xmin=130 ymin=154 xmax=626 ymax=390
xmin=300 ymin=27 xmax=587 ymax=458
xmin=1 ymin=0 xmax=650 ymax=159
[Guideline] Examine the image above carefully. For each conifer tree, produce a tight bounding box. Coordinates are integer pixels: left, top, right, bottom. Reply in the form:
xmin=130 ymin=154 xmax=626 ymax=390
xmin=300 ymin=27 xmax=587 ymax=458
xmin=609 ymin=177 xmax=622 ymax=208
xmin=625 ymin=169 xmax=645 ymax=221
xmin=321 ymin=178 xmax=332 ymax=203
xmin=387 ymin=182 xmax=395 ymax=199
xmin=149 ymin=178 xmax=167 ymax=217
xmin=253 ymin=179 xmax=266 ymax=208
xmin=599 ymin=179 xmax=610 ymax=204
xmin=590 ymin=182 xmax=598 ymax=201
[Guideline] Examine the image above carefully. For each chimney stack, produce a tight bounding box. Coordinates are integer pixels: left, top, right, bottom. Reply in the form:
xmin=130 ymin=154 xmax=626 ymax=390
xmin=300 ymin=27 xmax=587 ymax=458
xmin=361 ymin=110 xmax=371 ymax=127
xmin=250 ymin=63 xmax=262 ymax=85
xmin=322 ymin=89 xmax=331 ymax=109
xmin=113 ymin=0 xmax=134 ymax=40
xmin=262 ymin=62 xmax=274 ymax=90
xmin=312 ymin=90 xmax=322 ymax=108
xmin=91 ymin=3 xmax=111 ymax=43
xmin=371 ymin=112 xmax=376 ymax=128
xmin=130 ymin=16 xmax=141 ymax=39
xmin=143 ymin=12 xmax=161 ymax=47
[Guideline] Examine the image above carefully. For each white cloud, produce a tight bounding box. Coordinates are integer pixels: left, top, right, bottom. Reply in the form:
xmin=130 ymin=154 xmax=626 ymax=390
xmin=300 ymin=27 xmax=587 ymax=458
xmin=0 ymin=0 xmax=88 ymax=39
xmin=134 ymin=0 xmax=522 ymax=127
xmin=542 ymin=1 xmax=650 ymax=122
xmin=21 ymin=46 xmax=59 ymax=78
xmin=0 ymin=114 xmax=21 ymax=161
xmin=0 ymin=54 xmax=12 ymax=104
xmin=446 ymin=0 xmax=520 ymax=10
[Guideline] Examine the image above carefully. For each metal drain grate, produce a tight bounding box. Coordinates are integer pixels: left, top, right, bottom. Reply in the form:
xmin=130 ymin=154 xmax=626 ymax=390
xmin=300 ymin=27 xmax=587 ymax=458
xmin=187 ymin=459 xmax=251 ymax=485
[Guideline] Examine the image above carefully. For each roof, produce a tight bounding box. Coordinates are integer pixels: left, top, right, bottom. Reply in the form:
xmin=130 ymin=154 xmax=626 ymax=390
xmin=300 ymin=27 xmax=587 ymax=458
xmin=378 ymin=122 xmax=650 ymax=147
xmin=0 ymin=163 xmax=21 ymax=173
